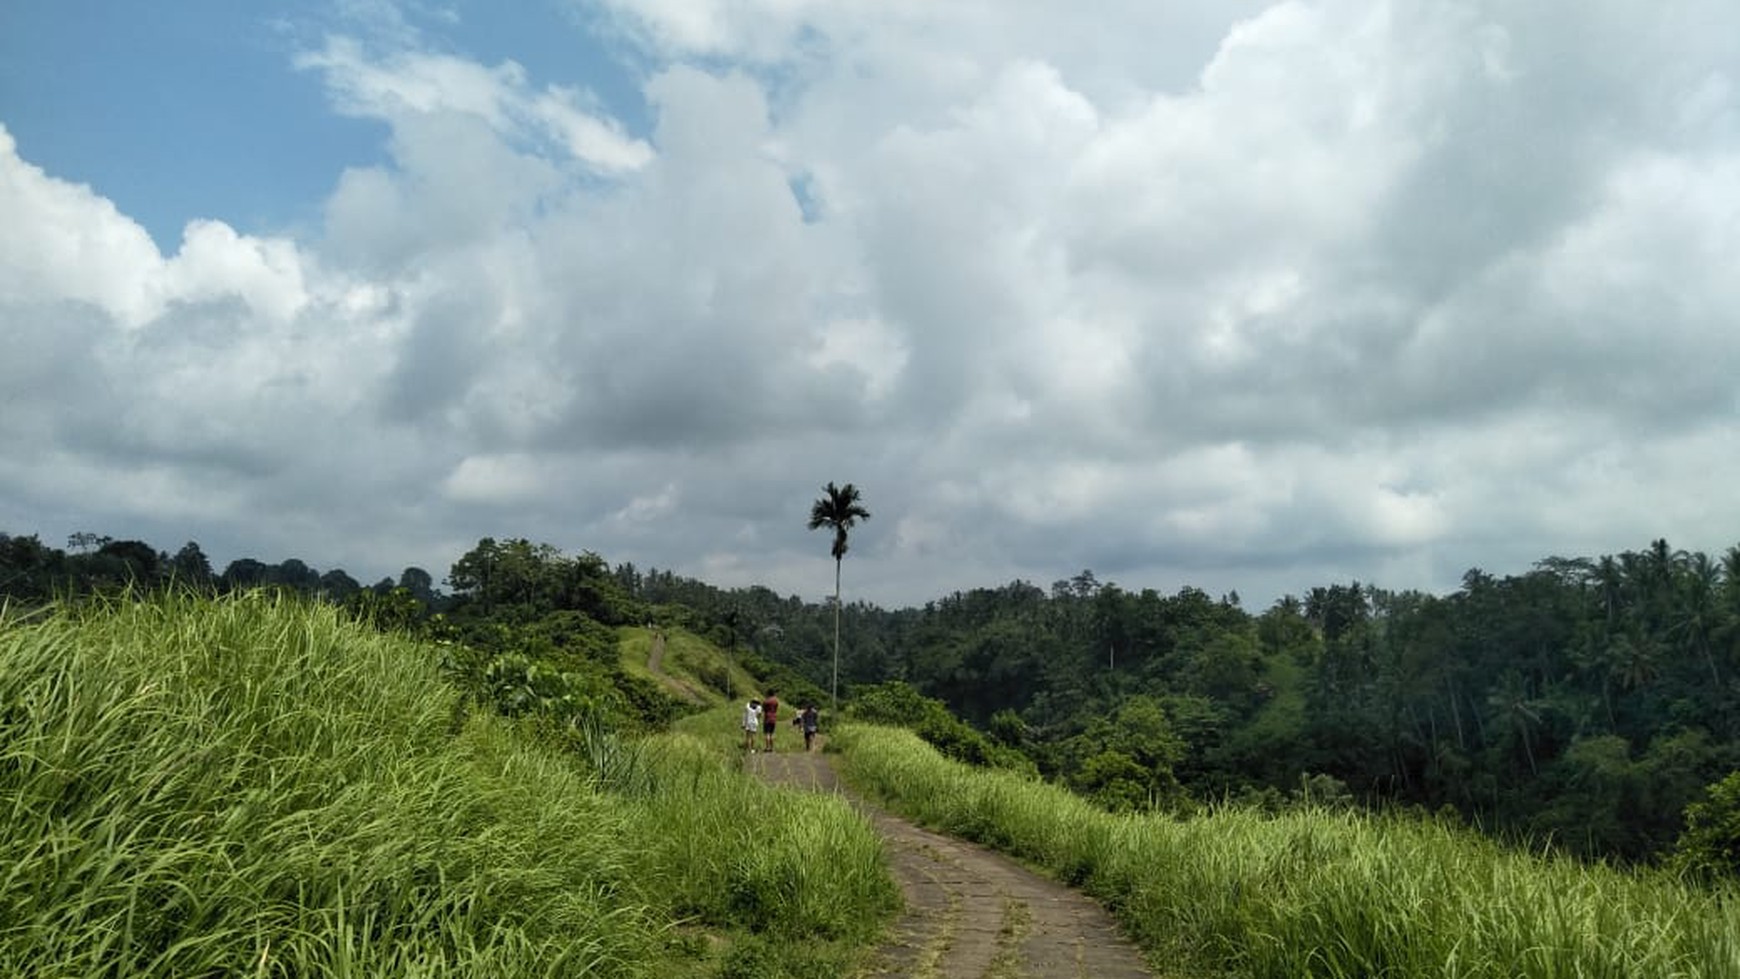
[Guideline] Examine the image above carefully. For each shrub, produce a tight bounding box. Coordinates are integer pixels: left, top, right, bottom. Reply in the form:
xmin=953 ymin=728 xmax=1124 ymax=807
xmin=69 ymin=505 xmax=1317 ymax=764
xmin=849 ymin=680 xmax=1036 ymax=775
xmin=1672 ymin=770 xmax=1740 ymax=881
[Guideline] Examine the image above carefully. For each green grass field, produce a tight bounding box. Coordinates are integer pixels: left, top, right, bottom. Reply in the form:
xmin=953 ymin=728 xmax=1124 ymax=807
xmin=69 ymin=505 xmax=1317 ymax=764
xmin=0 ymin=592 xmax=895 ymax=978
xmin=14 ymin=590 xmax=1734 ymax=977
xmin=832 ymin=723 xmax=1740 ymax=979
xmin=616 ymin=625 xmax=762 ymax=709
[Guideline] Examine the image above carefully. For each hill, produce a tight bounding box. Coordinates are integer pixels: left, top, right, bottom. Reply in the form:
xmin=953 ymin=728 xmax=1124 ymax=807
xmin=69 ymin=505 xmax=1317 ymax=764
xmin=0 ymin=592 xmax=895 ymax=977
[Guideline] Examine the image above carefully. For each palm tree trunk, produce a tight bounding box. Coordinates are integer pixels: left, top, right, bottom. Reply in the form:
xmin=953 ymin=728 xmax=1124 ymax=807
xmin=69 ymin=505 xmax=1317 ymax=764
xmin=832 ymin=556 xmax=842 ymax=712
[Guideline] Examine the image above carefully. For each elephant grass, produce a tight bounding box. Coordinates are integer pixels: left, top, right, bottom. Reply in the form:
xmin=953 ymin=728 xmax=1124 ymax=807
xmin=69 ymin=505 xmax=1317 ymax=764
xmin=0 ymin=593 xmax=894 ymax=978
xmin=640 ymin=714 xmax=899 ymax=941
xmin=831 ymin=723 xmax=1740 ymax=979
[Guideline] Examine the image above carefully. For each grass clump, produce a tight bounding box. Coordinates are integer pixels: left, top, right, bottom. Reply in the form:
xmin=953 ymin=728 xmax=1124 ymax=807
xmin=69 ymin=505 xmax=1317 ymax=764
xmin=832 ymin=722 xmax=1740 ymax=979
xmin=0 ymin=592 xmax=898 ymax=977
xmin=0 ymin=594 xmax=897 ymax=973
xmin=636 ymin=712 xmax=900 ymax=976
xmin=0 ymin=590 xmax=656 ymax=976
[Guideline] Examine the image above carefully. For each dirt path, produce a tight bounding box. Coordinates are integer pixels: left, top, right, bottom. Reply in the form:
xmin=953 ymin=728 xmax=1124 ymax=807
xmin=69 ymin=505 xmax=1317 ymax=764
xmin=749 ymin=749 xmax=1156 ymax=979
xmin=643 ymin=630 xmax=706 ymax=704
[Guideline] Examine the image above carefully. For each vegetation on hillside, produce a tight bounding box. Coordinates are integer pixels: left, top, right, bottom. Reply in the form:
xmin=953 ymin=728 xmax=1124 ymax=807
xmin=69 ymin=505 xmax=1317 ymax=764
xmin=0 ymin=591 xmax=895 ymax=977
xmin=8 ymin=520 xmax=1740 ymax=976
xmin=833 ymin=722 xmax=1740 ymax=979
xmin=5 ymin=527 xmax=1740 ymax=874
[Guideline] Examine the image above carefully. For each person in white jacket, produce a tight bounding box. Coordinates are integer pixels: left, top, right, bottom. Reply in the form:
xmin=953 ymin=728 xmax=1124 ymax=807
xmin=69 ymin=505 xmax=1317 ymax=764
xmin=742 ymin=699 xmax=763 ymax=752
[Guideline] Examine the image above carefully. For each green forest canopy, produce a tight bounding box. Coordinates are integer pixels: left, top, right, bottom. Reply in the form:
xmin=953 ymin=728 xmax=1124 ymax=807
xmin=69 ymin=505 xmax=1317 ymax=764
xmin=4 ymin=528 xmax=1739 ymax=873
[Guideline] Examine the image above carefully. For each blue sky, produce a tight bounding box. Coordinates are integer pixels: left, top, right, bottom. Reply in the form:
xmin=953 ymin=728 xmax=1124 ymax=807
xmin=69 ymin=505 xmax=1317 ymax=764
xmin=3 ymin=1 xmax=365 ymax=244
xmin=2 ymin=1 xmax=1739 ymax=606
xmin=0 ymin=0 xmax=648 ymax=246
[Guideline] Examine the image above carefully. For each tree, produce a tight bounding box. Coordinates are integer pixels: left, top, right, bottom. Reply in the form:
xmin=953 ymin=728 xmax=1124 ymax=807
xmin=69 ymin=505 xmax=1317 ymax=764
xmin=0 ymin=532 xmax=62 ymax=601
xmin=66 ymin=532 xmax=111 ymax=554
xmin=1487 ymin=670 xmax=1542 ymax=777
xmin=168 ymin=541 xmax=214 ymax=586
xmin=448 ymin=537 xmax=561 ymax=611
xmin=221 ymin=558 xmax=270 ymax=590
xmin=95 ymin=539 xmax=160 ymax=583
xmin=318 ymin=568 xmax=362 ymax=599
xmin=808 ymin=481 xmax=870 ymax=711
xmin=270 ymin=558 xmax=321 ymax=592
xmin=398 ymin=566 xmax=437 ymax=605
xmin=1671 ymin=770 xmax=1740 ymax=881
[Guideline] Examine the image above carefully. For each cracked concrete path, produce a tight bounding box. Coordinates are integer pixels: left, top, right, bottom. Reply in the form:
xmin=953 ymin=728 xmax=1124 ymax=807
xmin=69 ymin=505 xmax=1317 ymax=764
xmin=749 ymin=748 xmax=1156 ymax=979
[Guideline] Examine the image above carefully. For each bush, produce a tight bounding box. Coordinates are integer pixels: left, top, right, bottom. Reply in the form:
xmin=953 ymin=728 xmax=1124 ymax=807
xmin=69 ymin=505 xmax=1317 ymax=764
xmin=1671 ymin=770 xmax=1740 ymax=881
xmin=849 ymin=681 xmax=1036 ymax=775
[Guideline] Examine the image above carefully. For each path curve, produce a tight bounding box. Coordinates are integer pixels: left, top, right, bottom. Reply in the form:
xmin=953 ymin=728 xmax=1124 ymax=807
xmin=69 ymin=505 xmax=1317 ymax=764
xmin=749 ymin=749 xmax=1156 ymax=979
xmin=643 ymin=630 xmax=705 ymax=704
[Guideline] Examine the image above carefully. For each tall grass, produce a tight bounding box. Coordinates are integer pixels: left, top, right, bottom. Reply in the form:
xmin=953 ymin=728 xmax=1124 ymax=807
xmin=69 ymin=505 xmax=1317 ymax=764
xmin=0 ymin=593 xmax=896 ymax=977
xmin=625 ymin=731 xmax=899 ymax=977
xmin=833 ymin=723 xmax=1740 ymax=979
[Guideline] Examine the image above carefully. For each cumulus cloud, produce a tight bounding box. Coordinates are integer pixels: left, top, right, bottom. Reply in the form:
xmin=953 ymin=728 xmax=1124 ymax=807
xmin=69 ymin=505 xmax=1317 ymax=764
xmin=4 ymin=0 xmax=1740 ymax=605
xmin=296 ymin=36 xmax=652 ymax=173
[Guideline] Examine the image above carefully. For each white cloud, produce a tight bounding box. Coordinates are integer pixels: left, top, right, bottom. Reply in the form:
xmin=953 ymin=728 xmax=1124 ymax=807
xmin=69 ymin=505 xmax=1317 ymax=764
xmin=807 ymin=318 xmax=908 ymax=401
xmin=0 ymin=126 xmax=165 ymax=325
xmin=442 ymin=453 xmax=548 ymax=504
xmin=5 ymin=1 xmax=1740 ymax=606
xmin=165 ymin=221 xmax=311 ymax=323
xmin=296 ymin=35 xmax=653 ymax=173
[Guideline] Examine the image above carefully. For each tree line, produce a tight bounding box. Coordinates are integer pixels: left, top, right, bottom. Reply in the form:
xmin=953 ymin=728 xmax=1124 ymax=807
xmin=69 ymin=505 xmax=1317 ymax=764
xmin=606 ymin=540 xmax=1740 ymax=871
xmin=0 ymin=532 xmax=441 ymax=607
xmin=4 ymin=526 xmax=1738 ymax=873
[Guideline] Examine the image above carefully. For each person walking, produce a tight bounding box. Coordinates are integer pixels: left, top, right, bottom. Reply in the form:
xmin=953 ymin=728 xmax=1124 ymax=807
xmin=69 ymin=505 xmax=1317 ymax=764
xmin=742 ymin=699 xmax=762 ymax=752
xmin=795 ymin=703 xmax=820 ymax=752
xmin=760 ymin=690 xmax=780 ymax=752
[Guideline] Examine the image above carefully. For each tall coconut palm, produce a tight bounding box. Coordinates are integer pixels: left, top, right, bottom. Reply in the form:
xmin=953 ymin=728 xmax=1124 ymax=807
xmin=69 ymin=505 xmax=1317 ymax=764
xmin=808 ymin=482 xmax=870 ymax=711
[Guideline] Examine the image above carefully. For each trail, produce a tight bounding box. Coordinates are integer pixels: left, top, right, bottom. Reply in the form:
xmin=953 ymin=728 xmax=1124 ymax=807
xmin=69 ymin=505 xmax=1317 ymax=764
xmin=643 ymin=630 xmax=705 ymax=704
xmin=749 ymin=749 xmax=1156 ymax=979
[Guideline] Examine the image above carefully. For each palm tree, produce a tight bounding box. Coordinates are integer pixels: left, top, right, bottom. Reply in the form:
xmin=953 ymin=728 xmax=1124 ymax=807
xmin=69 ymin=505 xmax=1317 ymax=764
xmin=808 ymin=482 xmax=870 ymax=711
xmin=1674 ymin=551 xmax=1723 ymax=688
xmin=1487 ymin=670 xmax=1542 ymax=777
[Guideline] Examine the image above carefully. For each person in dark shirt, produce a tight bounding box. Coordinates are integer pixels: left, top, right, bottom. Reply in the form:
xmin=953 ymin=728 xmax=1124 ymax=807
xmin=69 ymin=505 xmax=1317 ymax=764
xmin=794 ymin=703 xmax=820 ymax=751
xmin=760 ymin=689 xmax=780 ymax=752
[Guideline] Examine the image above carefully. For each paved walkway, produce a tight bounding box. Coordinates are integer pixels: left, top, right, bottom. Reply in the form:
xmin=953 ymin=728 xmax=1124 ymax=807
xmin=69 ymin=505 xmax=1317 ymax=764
xmin=748 ymin=748 xmax=1156 ymax=979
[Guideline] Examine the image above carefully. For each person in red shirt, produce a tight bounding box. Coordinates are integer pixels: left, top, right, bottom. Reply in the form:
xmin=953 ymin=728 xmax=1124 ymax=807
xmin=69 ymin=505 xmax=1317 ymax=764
xmin=760 ymin=689 xmax=780 ymax=752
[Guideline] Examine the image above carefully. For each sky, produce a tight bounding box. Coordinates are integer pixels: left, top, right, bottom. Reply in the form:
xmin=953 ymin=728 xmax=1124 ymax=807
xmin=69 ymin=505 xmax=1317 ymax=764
xmin=2 ymin=0 xmax=1739 ymax=609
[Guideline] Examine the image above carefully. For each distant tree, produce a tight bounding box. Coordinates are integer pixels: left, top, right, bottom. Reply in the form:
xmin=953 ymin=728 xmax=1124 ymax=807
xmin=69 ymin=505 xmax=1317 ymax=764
xmin=1487 ymin=670 xmax=1543 ymax=777
xmin=221 ymin=558 xmax=270 ymax=590
xmin=271 ymin=559 xmax=321 ymax=593
xmin=448 ymin=537 xmax=562 ymax=611
xmin=318 ymin=568 xmax=362 ymax=599
xmin=1305 ymin=582 xmax=1369 ymax=643
xmin=398 ymin=566 xmax=436 ymax=605
xmin=95 ymin=539 xmax=159 ymax=583
xmin=168 ymin=541 xmax=214 ymax=586
xmin=0 ymin=532 xmax=62 ymax=601
xmin=1671 ymin=770 xmax=1740 ymax=881
xmin=1674 ymin=550 xmax=1723 ymax=688
xmin=66 ymin=531 xmax=111 ymax=554
xmin=346 ymin=586 xmax=426 ymax=634
xmin=614 ymin=560 xmax=643 ymax=597
xmin=1059 ymin=696 xmax=1187 ymax=812
xmin=808 ymin=481 xmax=870 ymax=711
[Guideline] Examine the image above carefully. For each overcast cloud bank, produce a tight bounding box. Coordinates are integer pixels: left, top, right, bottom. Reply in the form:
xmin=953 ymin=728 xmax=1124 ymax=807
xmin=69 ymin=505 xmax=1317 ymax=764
xmin=3 ymin=0 xmax=1739 ymax=606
